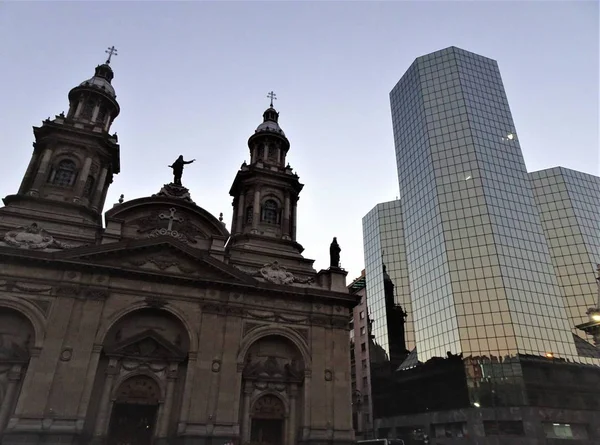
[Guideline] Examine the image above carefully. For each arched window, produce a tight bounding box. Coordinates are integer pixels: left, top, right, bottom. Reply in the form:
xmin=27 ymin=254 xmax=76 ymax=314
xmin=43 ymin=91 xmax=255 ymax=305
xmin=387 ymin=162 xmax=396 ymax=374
xmin=50 ymin=159 xmax=78 ymax=187
xmin=246 ymin=206 xmax=253 ymax=224
xmin=262 ymin=199 xmax=279 ymax=224
xmin=80 ymin=100 xmax=95 ymax=120
xmin=83 ymin=175 xmax=95 ymax=197
xmin=268 ymin=145 xmax=277 ymax=162
xmin=96 ymin=106 xmax=107 ymax=124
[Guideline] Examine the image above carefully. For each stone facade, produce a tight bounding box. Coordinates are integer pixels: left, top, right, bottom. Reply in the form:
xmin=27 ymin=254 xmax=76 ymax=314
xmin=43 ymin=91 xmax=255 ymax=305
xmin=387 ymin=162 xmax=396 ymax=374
xmin=0 ymin=57 xmax=357 ymax=445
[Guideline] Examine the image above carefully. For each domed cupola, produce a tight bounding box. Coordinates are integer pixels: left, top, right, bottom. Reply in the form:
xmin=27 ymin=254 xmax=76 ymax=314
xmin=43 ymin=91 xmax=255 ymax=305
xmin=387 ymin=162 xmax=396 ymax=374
xmin=248 ymin=92 xmax=290 ymax=167
xmin=255 ymin=107 xmax=285 ymax=136
xmin=66 ymin=46 xmax=120 ymax=132
xmin=75 ymin=63 xmax=116 ymax=97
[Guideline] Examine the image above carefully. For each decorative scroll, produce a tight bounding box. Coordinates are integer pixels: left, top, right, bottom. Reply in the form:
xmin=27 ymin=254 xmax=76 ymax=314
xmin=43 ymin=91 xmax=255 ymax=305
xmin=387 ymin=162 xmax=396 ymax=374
xmin=115 ymin=375 xmax=161 ymax=405
xmin=3 ymin=223 xmax=74 ymax=250
xmin=252 ymin=395 xmax=285 ymax=419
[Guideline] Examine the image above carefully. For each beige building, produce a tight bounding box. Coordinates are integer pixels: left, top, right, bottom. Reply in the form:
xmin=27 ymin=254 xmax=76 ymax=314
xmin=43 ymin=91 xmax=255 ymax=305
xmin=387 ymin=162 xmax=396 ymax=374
xmin=0 ymin=56 xmax=356 ymax=445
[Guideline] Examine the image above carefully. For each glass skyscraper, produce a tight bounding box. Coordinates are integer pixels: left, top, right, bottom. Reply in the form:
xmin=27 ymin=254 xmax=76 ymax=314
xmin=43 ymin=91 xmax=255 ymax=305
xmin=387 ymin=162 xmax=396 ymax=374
xmin=361 ymin=46 xmax=600 ymax=444
xmin=362 ymin=200 xmax=412 ymax=363
xmin=530 ymin=167 xmax=600 ymax=331
xmin=389 ymin=46 xmax=577 ymax=362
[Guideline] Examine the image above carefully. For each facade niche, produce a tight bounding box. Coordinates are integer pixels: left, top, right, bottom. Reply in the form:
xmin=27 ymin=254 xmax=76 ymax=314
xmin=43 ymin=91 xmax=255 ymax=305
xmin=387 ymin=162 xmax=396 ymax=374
xmin=83 ymin=175 xmax=95 ymax=197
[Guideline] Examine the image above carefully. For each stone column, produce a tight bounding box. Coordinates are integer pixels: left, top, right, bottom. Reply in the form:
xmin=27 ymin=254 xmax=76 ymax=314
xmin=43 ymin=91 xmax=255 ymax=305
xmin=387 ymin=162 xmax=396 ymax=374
xmin=157 ymin=363 xmax=178 ymax=438
xmin=77 ymin=344 xmax=103 ymax=419
xmin=74 ymin=97 xmax=84 ymax=119
xmin=241 ymin=381 xmax=253 ymax=443
xmin=18 ymin=151 xmax=40 ymax=194
xmin=73 ymin=157 xmax=93 ymax=201
xmin=283 ymin=192 xmax=291 ymax=238
xmin=251 ymin=190 xmax=261 ymax=231
xmin=91 ymin=103 xmax=100 ymax=123
xmin=0 ymin=364 xmax=22 ymax=434
xmin=91 ymin=167 xmax=108 ymax=212
xmin=93 ymin=359 xmax=118 ymax=438
xmin=235 ymin=193 xmax=245 ymax=234
xmin=291 ymin=200 xmax=298 ymax=240
xmin=288 ymin=384 xmax=298 ymax=445
xmin=177 ymin=353 xmax=197 ymax=434
xmin=263 ymin=143 xmax=269 ymax=161
xmin=30 ymin=147 xmax=55 ymax=195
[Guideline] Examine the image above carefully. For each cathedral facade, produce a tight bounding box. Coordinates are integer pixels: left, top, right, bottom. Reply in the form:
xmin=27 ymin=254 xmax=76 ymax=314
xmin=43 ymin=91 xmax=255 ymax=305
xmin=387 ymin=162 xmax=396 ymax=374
xmin=0 ymin=56 xmax=356 ymax=445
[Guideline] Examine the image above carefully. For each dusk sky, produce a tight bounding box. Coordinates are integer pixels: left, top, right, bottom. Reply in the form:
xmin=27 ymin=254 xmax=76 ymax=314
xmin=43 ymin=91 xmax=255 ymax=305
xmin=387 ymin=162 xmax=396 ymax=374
xmin=1 ymin=1 xmax=598 ymax=280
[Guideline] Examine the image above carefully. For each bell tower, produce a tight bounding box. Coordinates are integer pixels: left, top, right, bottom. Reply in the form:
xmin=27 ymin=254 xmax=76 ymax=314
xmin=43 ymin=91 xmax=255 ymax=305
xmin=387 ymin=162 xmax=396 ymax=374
xmin=226 ymin=93 xmax=315 ymax=277
xmin=0 ymin=47 xmax=121 ymax=245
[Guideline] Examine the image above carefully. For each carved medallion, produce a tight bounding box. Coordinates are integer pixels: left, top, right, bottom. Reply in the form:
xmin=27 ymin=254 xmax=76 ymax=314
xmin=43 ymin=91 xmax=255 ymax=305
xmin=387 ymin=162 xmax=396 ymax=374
xmin=3 ymin=223 xmax=73 ymax=250
xmin=60 ymin=347 xmax=73 ymax=362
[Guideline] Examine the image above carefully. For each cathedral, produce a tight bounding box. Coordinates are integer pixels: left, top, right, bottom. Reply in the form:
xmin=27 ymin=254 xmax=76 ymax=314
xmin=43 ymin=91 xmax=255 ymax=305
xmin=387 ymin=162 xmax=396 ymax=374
xmin=0 ymin=52 xmax=356 ymax=445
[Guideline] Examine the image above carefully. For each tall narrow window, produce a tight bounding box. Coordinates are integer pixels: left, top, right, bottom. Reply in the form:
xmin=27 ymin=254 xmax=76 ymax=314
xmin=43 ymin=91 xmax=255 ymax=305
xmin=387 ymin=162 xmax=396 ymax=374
xmin=262 ymin=199 xmax=278 ymax=224
xmin=80 ymin=100 xmax=95 ymax=120
xmin=246 ymin=206 xmax=253 ymax=224
xmin=96 ymin=106 xmax=107 ymax=124
xmin=50 ymin=160 xmax=77 ymax=187
xmin=83 ymin=175 xmax=95 ymax=197
xmin=268 ymin=145 xmax=277 ymax=162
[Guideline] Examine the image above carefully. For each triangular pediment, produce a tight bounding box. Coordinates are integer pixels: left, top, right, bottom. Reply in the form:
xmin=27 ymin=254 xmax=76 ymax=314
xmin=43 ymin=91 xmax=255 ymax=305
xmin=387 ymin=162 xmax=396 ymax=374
xmin=54 ymin=237 xmax=256 ymax=284
xmin=106 ymin=329 xmax=185 ymax=360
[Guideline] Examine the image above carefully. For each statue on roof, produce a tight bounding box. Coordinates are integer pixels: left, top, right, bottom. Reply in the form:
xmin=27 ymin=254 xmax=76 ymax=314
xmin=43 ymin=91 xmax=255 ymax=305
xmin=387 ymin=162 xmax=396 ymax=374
xmin=330 ymin=237 xmax=341 ymax=268
xmin=169 ymin=155 xmax=195 ymax=186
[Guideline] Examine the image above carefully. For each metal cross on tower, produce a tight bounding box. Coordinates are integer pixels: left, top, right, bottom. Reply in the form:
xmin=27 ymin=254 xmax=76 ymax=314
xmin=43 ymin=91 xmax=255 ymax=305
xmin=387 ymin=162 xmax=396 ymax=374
xmin=105 ymin=46 xmax=118 ymax=64
xmin=267 ymin=91 xmax=277 ymax=107
xmin=159 ymin=208 xmax=184 ymax=231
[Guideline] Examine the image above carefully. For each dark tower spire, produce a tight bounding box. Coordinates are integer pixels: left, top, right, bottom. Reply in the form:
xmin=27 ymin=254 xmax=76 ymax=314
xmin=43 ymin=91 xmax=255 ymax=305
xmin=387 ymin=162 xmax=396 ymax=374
xmin=226 ymin=95 xmax=315 ymax=278
xmin=0 ymin=48 xmax=122 ymax=246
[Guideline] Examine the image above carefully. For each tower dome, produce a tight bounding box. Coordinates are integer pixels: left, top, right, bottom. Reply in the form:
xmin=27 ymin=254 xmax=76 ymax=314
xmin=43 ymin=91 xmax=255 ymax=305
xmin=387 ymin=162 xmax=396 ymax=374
xmin=66 ymin=46 xmax=120 ymax=128
xmin=76 ymin=63 xmax=116 ymax=98
xmin=255 ymin=106 xmax=285 ymax=136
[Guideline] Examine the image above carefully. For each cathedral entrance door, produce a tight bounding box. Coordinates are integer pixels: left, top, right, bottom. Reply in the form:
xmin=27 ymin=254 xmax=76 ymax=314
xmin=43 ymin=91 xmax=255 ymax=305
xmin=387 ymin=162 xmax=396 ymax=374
xmin=251 ymin=418 xmax=284 ymax=445
xmin=107 ymin=403 xmax=158 ymax=445
xmin=107 ymin=375 xmax=161 ymax=445
xmin=250 ymin=395 xmax=286 ymax=445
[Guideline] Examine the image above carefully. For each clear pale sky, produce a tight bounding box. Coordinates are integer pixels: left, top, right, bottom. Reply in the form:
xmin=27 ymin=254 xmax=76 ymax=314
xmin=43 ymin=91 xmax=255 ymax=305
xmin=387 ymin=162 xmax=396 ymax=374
xmin=0 ymin=1 xmax=598 ymax=280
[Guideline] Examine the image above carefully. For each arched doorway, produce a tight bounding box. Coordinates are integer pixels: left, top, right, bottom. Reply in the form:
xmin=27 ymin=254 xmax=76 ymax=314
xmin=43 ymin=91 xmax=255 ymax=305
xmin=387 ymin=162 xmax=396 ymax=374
xmin=0 ymin=308 xmax=34 ymax=435
xmin=251 ymin=395 xmax=285 ymax=445
xmin=89 ymin=308 xmax=190 ymax=443
xmin=107 ymin=375 xmax=160 ymax=445
xmin=240 ymin=334 xmax=305 ymax=445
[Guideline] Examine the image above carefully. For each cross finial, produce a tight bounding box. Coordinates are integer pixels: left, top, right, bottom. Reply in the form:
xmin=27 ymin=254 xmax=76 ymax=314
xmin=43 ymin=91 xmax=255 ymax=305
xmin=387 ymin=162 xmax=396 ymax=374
xmin=267 ymin=91 xmax=277 ymax=108
xmin=105 ymin=46 xmax=118 ymax=64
